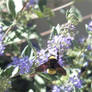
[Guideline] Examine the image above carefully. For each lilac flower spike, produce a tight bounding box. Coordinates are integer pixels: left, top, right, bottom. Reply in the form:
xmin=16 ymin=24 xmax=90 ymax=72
xmin=47 ymin=34 xmax=73 ymax=66
xmin=79 ymin=38 xmax=85 ymax=44
xmin=52 ymin=85 xmax=61 ymax=92
xmin=52 ymin=84 xmax=73 ymax=92
xmin=48 ymin=34 xmax=73 ymax=51
xmin=29 ymin=0 xmax=39 ymax=5
xmin=87 ymin=45 xmax=92 ymax=50
xmin=70 ymin=75 xmax=82 ymax=88
xmin=36 ymin=49 xmax=48 ymax=66
xmin=11 ymin=56 xmax=34 ymax=74
xmin=60 ymin=85 xmax=73 ymax=92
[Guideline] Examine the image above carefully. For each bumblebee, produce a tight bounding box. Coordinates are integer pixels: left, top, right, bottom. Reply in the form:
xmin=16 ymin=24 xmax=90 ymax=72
xmin=35 ymin=55 xmax=66 ymax=75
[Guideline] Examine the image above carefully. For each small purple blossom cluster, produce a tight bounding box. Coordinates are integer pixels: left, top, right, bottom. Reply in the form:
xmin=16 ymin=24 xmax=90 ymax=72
xmin=0 ymin=25 xmax=5 ymax=55
xmin=52 ymin=85 xmax=61 ymax=92
xmin=69 ymin=75 xmax=82 ymax=88
xmin=51 ymin=75 xmax=82 ymax=92
xmin=48 ymin=34 xmax=73 ymax=51
xmin=29 ymin=0 xmax=39 ymax=5
xmin=26 ymin=0 xmax=39 ymax=9
xmin=60 ymin=85 xmax=73 ymax=92
xmin=36 ymin=49 xmax=49 ymax=66
xmin=36 ymin=34 xmax=73 ymax=68
xmin=27 ymin=0 xmax=39 ymax=8
xmin=52 ymin=85 xmax=73 ymax=92
xmin=11 ymin=56 xmax=34 ymax=74
xmin=47 ymin=34 xmax=74 ymax=65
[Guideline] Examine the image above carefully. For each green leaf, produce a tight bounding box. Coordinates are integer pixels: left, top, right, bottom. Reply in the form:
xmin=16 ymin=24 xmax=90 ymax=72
xmin=34 ymin=10 xmax=44 ymax=18
xmin=34 ymin=75 xmax=45 ymax=85
xmin=7 ymin=0 xmax=23 ymax=18
xmin=0 ymin=68 xmax=3 ymax=75
xmin=39 ymin=73 xmax=58 ymax=81
xmin=34 ymin=75 xmax=46 ymax=92
xmin=29 ymin=48 xmax=35 ymax=60
xmin=28 ymin=89 xmax=34 ymax=92
xmin=10 ymin=66 xmax=19 ymax=78
xmin=7 ymin=0 xmax=16 ymax=18
xmin=21 ymin=44 xmax=34 ymax=58
xmin=1 ymin=65 xmax=15 ymax=77
xmin=49 ymin=25 xmax=58 ymax=39
xmin=21 ymin=45 xmax=29 ymax=56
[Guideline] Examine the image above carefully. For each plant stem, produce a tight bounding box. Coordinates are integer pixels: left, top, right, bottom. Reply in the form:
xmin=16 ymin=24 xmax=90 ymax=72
xmin=2 ymin=0 xmax=29 ymax=40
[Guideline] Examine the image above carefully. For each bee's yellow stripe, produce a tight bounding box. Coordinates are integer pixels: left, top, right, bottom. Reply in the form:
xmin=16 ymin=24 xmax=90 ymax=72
xmin=47 ymin=69 xmax=56 ymax=75
xmin=49 ymin=56 xmax=56 ymax=59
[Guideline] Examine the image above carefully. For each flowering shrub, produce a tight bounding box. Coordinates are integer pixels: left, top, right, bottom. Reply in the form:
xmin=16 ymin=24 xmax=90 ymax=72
xmin=0 ymin=0 xmax=92 ymax=92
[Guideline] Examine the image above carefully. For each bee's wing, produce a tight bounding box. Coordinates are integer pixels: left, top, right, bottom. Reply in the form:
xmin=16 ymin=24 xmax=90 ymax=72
xmin=35 ymin=61 xmax=50 ymax=72
xmin=30 ymin=62 xmax=49 ymax=78
xmin=56 ymin=63 xmax=66 ymax=75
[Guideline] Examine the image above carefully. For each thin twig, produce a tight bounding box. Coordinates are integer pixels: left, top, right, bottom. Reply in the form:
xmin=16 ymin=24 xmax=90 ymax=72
xmin=82 ymin=13 xmax=92 ymax=21
xmin=40 ymin=29 xmax=51 ymax=36
xmin=31 ymin=1 xmax=75 ymax=19
xmin=52 ymin=1 xmax=74 ymax=12
xmin=2 ymin=20 xmax=16 ymax=40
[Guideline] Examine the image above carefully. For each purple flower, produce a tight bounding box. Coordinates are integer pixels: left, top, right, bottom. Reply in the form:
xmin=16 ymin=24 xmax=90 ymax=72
xmin=27 ymin=0 xmax=39 ymax=8
xmin=0 ymin=25 xmax=5 ymax=55
xmin=46 ymin=33 xmax=74 ymax=68
xmin=48 ymin=35 xmax=73 ymax=53
xmin=60 ymin=85 xmax=73 ymax=92
xmin=47 ymin=46 xmax=58 ymax=58
xmin=88 ymin=21 xmax=92 ymax=31
xmin=58 ymin=57 xmax=64 ymax=66
xmin=0 ymin=25 xmax=3 ymax=41
xmin=36 ymin=49 xmax=49 ymax=66
xmin=79 ymin=38 xmax=85 ymax=44
xmin=0 ymin=34 xmax=3 ymax=41
xmin=53 ymin=75 xmax=82 ymax=92
xmin=11 ymin=56 xmax=34 ymax=74
xmin=64 ymin=85 xmax=73 ymax=92
xmin=87 ymin=45 xmax=92 ymax=50
xmin=64 ymin=23 xmax=76 ymax=30
xmin=52 ymin=85 xmax=73 ymax=92
xmin=26 ymin=0 xmax=39 ymax=9
xmin=47 ymin=34 xmax=73 ymax=66
xmin=0 ymin=42 xmax=5 ymax=55
xmin=69 ymin=24 xmax=76 ymax=30
xmin=69 ymin=75 xmax=82 ymax=88
xmin=36 ymin=46 xmax=64 ymax=68
xmin=52 ymin=85 xmax=61 ymax=92
xmin=29 ymin=0 xmax=39 ymax=5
